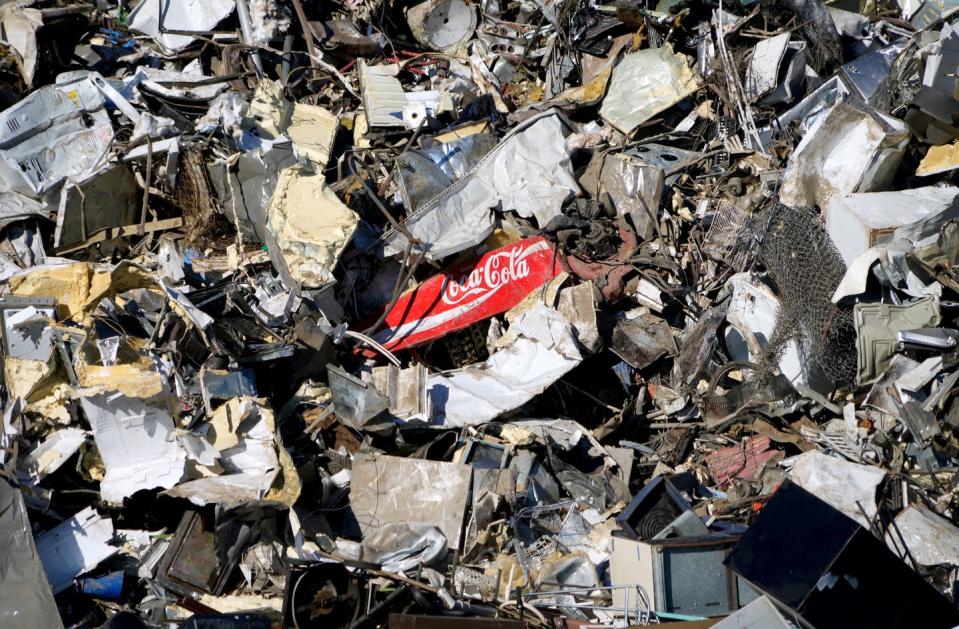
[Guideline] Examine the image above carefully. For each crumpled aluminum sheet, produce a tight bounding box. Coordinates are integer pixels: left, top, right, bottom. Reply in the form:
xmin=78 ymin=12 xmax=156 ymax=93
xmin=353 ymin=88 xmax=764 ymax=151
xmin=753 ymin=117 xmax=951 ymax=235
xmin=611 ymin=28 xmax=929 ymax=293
xmin=361 ymin=523 xmax=448 ymax=573
xmin=787 ymin=450 xmax=885 ymax=527
xmin=395 ymin=132 xmax=497 ymax=212
xmin=886 ymin=503 xmax=959 ymax=567
xmin=599 ymin=154 xmax=664 ymax=240
xmin=128 ymin=0 xmax=237 ymax=54
xmin=427 ymin=304 xmax=583 ymax=426
xmin=384 ymin=109 xmax=579 ymax=259
xmin=599 ymin=46 xmax=698 ymax=134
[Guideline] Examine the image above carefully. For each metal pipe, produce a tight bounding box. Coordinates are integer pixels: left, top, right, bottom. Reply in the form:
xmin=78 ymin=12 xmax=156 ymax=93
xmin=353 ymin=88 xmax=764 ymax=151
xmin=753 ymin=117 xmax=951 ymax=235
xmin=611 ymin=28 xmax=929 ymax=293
xmin=235 ymin=0 xmax=264 ymax=75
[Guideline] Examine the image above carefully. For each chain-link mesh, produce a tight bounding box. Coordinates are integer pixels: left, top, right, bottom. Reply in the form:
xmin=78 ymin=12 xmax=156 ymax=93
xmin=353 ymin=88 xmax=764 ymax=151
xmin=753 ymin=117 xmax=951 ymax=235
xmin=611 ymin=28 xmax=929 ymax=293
xmin=757 ymin=204 xmax=857 ymax=386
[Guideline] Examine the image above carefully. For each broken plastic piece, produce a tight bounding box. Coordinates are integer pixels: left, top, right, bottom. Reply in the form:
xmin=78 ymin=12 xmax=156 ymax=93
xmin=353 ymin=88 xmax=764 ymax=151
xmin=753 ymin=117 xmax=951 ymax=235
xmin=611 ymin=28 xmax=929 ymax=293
xmin=359 ymin=61 xmax=442 ymax=128
xmin=617 ymin=476 xmax=693 ymax=541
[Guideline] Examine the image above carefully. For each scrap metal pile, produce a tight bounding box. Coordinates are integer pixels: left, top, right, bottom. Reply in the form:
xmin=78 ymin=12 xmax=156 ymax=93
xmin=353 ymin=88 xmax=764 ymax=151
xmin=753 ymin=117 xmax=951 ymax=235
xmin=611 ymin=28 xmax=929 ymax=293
xmin=8 ymin=0 xmax=959 ymax=627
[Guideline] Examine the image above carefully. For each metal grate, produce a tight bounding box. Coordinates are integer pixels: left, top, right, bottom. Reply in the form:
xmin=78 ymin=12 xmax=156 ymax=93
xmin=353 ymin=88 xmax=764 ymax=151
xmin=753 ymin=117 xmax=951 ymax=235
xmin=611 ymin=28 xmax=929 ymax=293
xmin=702 ymin=200 xmax=756 ymax=271
xmin=453 ymin=566 xmax=499 ymax=600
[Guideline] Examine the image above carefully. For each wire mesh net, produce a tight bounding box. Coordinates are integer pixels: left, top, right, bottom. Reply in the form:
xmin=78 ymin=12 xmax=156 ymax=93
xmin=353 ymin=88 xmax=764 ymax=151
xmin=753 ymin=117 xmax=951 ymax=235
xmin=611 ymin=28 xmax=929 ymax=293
xmin=757 ymin=203 xmax=857 ymax=386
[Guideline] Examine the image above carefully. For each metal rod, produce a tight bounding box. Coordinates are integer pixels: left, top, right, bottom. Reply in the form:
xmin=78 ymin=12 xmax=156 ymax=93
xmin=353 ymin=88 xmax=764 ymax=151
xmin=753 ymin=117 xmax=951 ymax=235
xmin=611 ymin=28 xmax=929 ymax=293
xmin=290 ymin=0 xmax=318 ymax=70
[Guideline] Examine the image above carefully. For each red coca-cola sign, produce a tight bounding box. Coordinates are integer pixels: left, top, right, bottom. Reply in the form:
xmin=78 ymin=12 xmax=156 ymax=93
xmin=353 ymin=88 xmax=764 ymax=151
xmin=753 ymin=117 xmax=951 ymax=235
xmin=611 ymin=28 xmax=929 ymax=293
xmin=371 ymin=236 xmax=563 ymax=352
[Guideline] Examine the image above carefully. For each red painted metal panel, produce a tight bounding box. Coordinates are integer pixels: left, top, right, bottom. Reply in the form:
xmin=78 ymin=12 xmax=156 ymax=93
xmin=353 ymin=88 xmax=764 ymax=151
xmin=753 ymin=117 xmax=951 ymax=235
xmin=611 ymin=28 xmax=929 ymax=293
xmin=371 ymin=237 xmax=563 ymax=352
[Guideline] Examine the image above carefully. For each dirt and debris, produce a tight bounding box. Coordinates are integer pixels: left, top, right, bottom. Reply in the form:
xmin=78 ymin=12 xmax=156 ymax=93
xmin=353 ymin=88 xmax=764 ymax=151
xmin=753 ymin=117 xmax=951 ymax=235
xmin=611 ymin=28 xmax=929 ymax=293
xmin=5 ymin=1 xmax=959 ymax=628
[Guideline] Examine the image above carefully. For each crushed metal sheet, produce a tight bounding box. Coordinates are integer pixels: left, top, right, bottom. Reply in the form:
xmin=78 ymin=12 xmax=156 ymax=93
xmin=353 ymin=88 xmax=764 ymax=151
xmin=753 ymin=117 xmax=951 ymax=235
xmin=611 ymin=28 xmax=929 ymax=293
xmin=128 ymin=0 xmax=237 ymax=54
xmin=385 ymin=110 xmax=579 ymax=258
xmin=81 ymin=391 xmax=186 ymax=504
xmin=427 ymin=304 xmax=584 ymax=426
xmin=350 ymin=453 xmax=472 ymax=551
xmin=599 ymin=46 xmax=698 ymax=134
xmin=0 ymin=72 xmax=115 ymax=200
xmin=826 ymin=187 xmax=959 ymax=265
xmin=779 ymin=100 xmax=909 ymax=209
xmin=36 ymin=506 xmax=117 ymax=594
xmin=788 ymin=450 xmax=886 ymax=528
xmin=886 ymin=503 xmax=959 ymax=567
xmin=19 ymin=427 xmax=86 ymax=485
